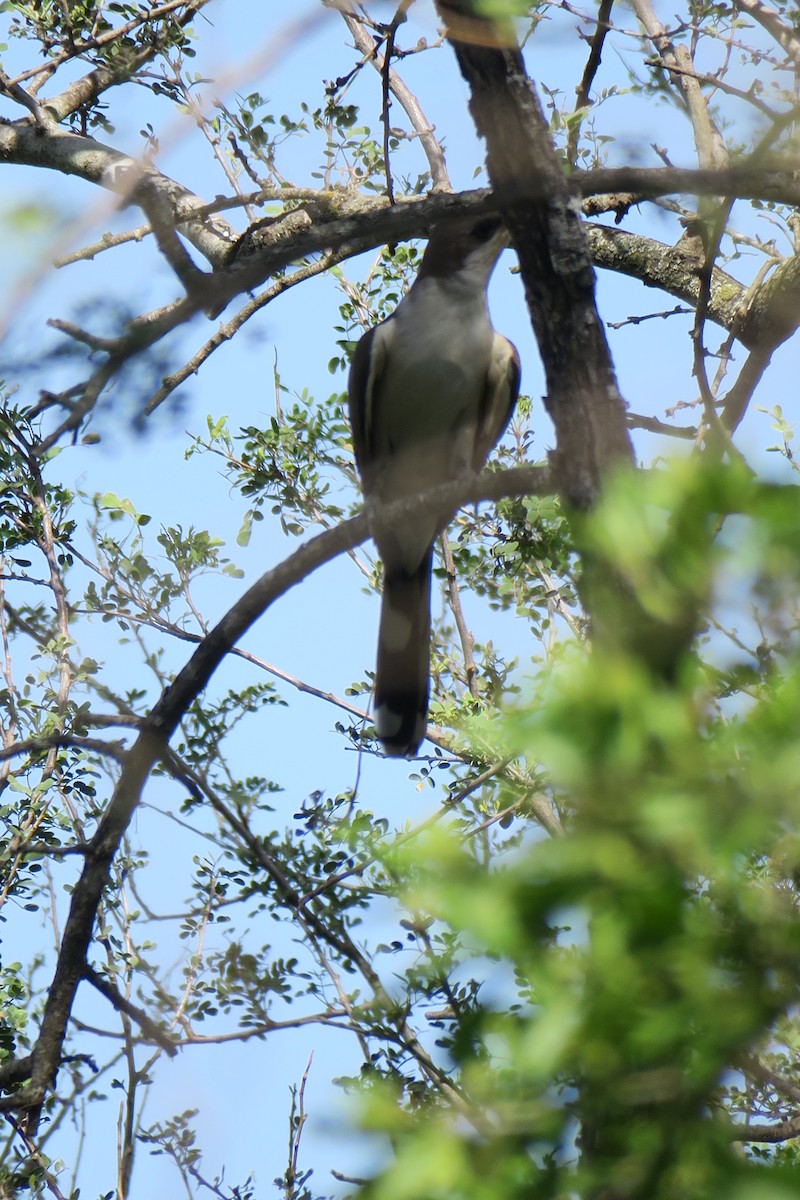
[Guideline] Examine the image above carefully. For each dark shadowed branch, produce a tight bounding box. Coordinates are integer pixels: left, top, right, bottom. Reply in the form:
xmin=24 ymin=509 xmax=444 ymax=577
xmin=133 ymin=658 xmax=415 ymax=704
xmin=437 ymin=0 xmax=633 ymax=507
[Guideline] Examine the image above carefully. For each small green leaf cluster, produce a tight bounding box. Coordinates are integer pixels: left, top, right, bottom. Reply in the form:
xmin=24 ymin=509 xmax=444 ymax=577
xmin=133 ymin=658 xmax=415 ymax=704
xmin=333 ymin=243 xmax=425 ymax=368
xmin=5 ymin=1 xmax=201 ymax=134
xmin=190 ymin=397 xmax=353 ymax=543
xmin=0 ymin=960 xmax=28 ymax=1069
xmin=85 ymin=491 xmax=244 ymax=636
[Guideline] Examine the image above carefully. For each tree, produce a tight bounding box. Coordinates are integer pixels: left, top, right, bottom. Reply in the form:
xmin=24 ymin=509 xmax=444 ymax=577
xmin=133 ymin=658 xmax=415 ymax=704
xmin=2 ymin=0 xmax=800 ymax=1196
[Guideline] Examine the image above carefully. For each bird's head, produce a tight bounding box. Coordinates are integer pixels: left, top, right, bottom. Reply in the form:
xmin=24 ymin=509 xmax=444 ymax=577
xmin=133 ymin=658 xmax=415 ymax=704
xmin=416 ymin=212 xmax=509 ymax=289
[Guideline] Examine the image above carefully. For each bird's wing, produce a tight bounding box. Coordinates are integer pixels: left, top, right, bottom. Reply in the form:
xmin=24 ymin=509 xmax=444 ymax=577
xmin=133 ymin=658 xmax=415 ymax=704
xmin=347 ymin=320 xmax=395 ymax=477
xmin=472 ymin=334 xmax=521 ymax=471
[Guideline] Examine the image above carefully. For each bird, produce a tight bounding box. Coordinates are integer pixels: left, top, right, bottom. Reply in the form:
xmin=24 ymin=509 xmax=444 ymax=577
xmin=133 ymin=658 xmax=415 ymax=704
xmin=347 ymin=211 xmax=520 ymax=757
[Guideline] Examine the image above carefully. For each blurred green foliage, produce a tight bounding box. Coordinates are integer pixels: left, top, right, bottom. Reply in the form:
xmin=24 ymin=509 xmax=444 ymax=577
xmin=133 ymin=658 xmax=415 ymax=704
xmin=349 ymin=461 xmax=800 ymax=1198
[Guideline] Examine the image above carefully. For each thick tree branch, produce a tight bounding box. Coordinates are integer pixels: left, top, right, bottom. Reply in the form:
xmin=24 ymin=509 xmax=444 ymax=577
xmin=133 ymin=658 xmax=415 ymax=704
xmin=6 ymin=101 xmax=800 ymax=444
xmin=437 ymin=1 xmax=633 ymax=507
xmin=576 ymin=165 xmax=800 ymax=207
xmin=4 ymin=106 xmax=800 ymax=275
xmin=728 ymin=1115 xmax=800 ymax=1143
xmin=732 ymin=253 xmax=800 ymax=348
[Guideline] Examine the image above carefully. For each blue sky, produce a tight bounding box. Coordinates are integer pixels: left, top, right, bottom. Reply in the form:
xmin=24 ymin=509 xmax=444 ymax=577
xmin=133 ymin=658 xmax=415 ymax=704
xmin=2 ymin=1 xmax=798 ymax=1195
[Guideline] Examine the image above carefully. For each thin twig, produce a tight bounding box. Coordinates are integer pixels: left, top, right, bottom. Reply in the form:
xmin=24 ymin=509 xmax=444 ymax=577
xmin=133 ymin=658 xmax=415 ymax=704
xmin=83 ymin=965 xmax=178 ymax=1056
xmin=143 ymin=246 xmax=351 ymax=413
xmin=284 ymin=1053 xmax=314 ymax=1198
xmin=340 ymin=4 xmax=450 ymax=190
xmin=439 ymin=534 xmax=479 ymax=699
xmin=567 ymin=0 xmax=614 ymax=167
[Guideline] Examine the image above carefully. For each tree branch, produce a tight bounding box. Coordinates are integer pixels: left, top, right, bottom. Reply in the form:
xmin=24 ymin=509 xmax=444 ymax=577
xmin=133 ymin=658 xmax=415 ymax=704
xmin=142 ymin=246 xmax=352 ymax=413
xmin=437 ymin=1 xmax=633 ymax=507
xmin=0 ymin=121 xmax=238 ymax=268
xmin=7 ymin=102 xmax=800 ymax=446
xmin=733 ymin=0 xmax=800 ymax=67
xmin=567 ymin=0 xmax=614 ymax=167
xmin=82 ymin=965 xmax=178 ymax=1057
xmin=1 ymin=461 xmax=553 ymax=1129
xmin=728 ymin=1115 xmax=800 ymax=1143
xmin=585 ymin=222 xmax=748 ymax=339
xmin=632 ymin=0 xmax=728 ymax=170
xmin=41 ymin=0 xmax=212 ymax=123
xmin=339 ymin=4 xmax=451 ymax=190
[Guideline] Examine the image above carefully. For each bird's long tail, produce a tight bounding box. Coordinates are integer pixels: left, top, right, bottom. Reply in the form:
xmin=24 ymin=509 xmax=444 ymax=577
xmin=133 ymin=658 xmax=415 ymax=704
xmin=373 ymin=547 xmax=433 ymax=757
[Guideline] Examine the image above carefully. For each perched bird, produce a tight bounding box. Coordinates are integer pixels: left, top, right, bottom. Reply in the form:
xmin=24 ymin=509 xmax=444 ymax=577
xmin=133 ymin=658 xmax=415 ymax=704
xmin=347 ymin=212 xmax=520 ymax=757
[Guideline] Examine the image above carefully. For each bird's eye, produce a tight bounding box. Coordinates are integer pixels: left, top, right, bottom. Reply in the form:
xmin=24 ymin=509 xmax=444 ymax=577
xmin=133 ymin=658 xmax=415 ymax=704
xmin=471 ymin=217 xmax=502 ymax=243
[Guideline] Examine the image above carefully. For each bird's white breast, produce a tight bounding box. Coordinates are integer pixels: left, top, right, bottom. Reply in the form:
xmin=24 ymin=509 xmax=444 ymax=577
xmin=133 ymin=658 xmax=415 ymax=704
xmin=366 ymin=275 xmax=495 ymax=571
xmin=391 ymin=275 xmax=494 ymax=379
xmin=374 ymin=276 xmax=494 ymax=455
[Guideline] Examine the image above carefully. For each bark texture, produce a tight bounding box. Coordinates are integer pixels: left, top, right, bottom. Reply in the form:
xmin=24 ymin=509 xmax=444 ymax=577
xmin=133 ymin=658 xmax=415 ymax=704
xmin=436 ymin=2 xmax=635 ymax=509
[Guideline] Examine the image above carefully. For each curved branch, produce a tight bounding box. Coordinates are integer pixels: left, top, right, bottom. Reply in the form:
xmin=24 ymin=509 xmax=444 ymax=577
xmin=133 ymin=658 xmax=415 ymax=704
xmin=2 ymin=461 xmax=553 ymax=1129
xmin=142 ymin=245 xmax=352 ymax=413
xmin=0 ymin=121 xmax=237 ymax=267
xmin=5 ymin=106 xmax=800 ymax=278
xmin=7 ymin=117 xmax=800 ymax=449
xmin=147 ymin=464 xmax=554 ymax=743
xmin=733 ymin=253 xmax=800 ymax=348
xmin=728 ymin=1115 xmax=800 ymax=1143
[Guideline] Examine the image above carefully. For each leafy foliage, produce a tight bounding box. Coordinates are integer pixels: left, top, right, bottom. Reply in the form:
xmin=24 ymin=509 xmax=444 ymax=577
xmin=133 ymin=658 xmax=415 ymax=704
xmin=4 ymin=2 xmax=800 ymax=1199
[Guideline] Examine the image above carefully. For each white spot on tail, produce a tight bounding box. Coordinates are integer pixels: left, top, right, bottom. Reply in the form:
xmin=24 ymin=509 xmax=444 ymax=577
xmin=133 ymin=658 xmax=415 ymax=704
xmin=375 ymin=703 xmax=402 ymax=739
